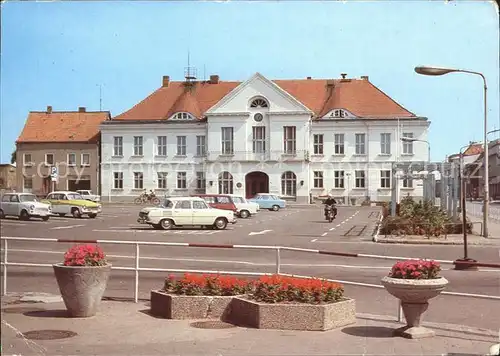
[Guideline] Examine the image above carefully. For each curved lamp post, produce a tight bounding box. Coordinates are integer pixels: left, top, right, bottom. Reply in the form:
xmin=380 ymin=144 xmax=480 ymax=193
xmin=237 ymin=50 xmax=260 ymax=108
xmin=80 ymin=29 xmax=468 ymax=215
xmin=414 ymin=66 xmax=489 ymax=238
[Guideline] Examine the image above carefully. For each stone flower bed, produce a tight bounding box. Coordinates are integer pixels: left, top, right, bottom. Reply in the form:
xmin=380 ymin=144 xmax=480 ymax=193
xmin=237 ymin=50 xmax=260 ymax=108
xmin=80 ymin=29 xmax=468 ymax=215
xmin=150 ymin=273 xmax=356 ymax=331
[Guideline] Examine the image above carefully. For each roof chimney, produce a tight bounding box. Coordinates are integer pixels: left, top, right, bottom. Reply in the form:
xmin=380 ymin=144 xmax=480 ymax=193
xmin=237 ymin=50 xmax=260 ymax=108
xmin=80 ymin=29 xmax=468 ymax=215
xmin=209 ymin=75 xmax=219 ymax=84
xmin=340 ymin=73 xmax=347 ymax=79
xmin=306 ymin=76 xmax=312 ymax=80
xmin=162 ymin=75 xmax=170 ymax=87
xmin=78 ymin=107 xmax=86 ymax=112
xmin=326 ymin=79 xmax=335 ymax=87
xmin=47 ymin=106 xmax=52 ymax=113
xmin=361 ymin=75 xmax=369 ymax=81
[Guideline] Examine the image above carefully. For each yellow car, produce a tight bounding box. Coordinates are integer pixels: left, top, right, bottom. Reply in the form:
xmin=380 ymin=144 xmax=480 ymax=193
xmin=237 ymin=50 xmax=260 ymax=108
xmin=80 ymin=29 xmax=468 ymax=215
xmin=42 ymin=191 xmax=102 ymax=218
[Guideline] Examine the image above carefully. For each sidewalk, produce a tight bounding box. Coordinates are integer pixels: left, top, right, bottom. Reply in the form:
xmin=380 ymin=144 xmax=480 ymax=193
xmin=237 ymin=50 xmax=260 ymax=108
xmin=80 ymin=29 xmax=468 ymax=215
xmin=1 ymin=299 xmax=497 ymax=356
xmin=374 ymin=233 xmax=500 ymax=246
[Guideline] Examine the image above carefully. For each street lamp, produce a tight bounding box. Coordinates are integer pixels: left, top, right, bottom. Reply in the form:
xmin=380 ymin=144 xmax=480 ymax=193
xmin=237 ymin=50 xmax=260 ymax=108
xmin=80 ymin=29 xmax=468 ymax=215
xmin=414 ymin=66 xmax=489 ymax=237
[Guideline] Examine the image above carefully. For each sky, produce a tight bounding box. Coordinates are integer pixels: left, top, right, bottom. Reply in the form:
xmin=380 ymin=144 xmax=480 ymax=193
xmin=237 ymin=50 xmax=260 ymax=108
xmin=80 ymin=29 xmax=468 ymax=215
xmin=1 ymin=0 xmax=499 ymax=164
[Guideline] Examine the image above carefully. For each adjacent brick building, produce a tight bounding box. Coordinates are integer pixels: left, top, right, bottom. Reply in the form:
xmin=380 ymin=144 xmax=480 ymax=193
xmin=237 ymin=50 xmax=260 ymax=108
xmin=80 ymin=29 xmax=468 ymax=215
xmin=0 ymin=163 xmax=17 ymax=192
xmin=15 ymin=106 xmax=110 ymax=196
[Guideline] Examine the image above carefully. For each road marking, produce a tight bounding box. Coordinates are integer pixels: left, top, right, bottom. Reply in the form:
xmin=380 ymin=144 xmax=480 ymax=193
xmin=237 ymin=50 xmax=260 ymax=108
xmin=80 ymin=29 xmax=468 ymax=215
xmin=321 ymin=232 xmax=328 ymax=236
xmin=311 ymin=238 xmax=318 ymax=242
xmin=92 ymin=229 xmax=220 ymax=235
xmin=249 ymin=229 xmax=273 ymax=236
xmin=336 ymin=224 xmax=341 ymax=227
xmin=329 ymin=227 xmax=335 ymax=231
xmin=0 ymin=221 xmax=27 ymax=226
xmin=51 ymin=224 xmax=85 ymax=230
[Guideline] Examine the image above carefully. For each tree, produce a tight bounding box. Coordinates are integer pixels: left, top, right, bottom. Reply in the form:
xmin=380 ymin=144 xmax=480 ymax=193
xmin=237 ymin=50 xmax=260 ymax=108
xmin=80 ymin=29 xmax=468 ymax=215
xmin=10 ymin=150 xmax=16 ymax=164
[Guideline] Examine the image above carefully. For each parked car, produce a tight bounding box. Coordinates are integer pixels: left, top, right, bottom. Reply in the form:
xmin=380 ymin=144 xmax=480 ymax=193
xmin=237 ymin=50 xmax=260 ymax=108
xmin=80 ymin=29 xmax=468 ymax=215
xmin=76 ymin=190 xmax=101 ymax=202
xmin=42 ymin=191 xmax=102 ymax=218
xmin=247 ymin=193 xmax=287 ymax=211
xmin=0 ymin=193 xmax=52 ymax=221
xmin=227 ymin=194 xmax=260 ymax=218
xmin=137 ymin=196 xmax=236 ymax=230
xmin=191 ymin=194 xmax=238 ymax=214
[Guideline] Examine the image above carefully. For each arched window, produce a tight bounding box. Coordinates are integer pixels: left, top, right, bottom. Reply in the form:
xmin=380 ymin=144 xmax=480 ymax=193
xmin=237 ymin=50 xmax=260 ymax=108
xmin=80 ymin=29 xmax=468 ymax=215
xmin=250 ymin=98 xmax=269 ymax=108
xmin=170 ymin=112 xmax=195 ymax=120
xmin=218 ymin=172 xmax=234 ymax=194
xmin=281 ymin=171 xmax=297 ymax=197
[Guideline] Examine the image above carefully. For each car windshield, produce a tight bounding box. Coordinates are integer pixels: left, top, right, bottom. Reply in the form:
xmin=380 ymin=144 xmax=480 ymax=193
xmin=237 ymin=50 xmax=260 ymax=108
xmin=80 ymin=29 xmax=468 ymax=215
xmin=19 ymin=194 xmax=38 ymax=202
xmin=163 ymin=199 xmax=174 ymax=208
xmin=67 ymin=193 xmax=83 ymax=200
xmin=232 ymin=197 xmax=245 ymax=203
xmin=79 ymin=191 xmax=89 ymax=195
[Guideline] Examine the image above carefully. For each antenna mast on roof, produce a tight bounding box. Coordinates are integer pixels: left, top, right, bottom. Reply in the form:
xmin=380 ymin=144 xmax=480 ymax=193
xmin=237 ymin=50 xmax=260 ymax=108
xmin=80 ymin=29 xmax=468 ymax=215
xmin=184 ymin=50 xmax=197 ymax=82
xmin=97 ymin=84 xmax=103 ymax=111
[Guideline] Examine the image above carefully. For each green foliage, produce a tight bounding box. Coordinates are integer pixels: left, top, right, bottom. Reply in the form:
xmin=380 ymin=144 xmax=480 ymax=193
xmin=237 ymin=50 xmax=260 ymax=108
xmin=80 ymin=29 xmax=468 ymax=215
xmin=10 ymin=150 xmax=16 ymax=164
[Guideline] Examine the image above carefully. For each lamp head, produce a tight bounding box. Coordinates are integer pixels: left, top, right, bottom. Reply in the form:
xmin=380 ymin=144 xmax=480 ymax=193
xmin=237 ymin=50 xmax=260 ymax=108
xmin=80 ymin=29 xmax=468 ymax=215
xmin=415 ymin=66 xmax=458 ymax=76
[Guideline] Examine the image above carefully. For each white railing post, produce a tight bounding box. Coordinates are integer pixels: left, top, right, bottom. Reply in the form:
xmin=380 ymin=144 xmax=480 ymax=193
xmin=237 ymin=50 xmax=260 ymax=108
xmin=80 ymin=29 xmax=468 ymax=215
xmin=134 ymin=243 xmax=139 ymax=303
xmin=397 ymin=301 xmax=403 ymax=322
xmin=2 ymin=239 xmax=7 ymax=296
xmin=275 ymin=247 xmax=281 ymax=274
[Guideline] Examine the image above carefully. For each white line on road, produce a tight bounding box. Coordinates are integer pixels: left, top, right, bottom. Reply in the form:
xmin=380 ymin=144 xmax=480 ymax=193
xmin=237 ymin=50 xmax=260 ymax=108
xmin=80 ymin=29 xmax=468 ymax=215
xmin=51 ymin=225 xmax=85 ymax=230
xmin=92 ymin=229 xmax=220 ymax=235
xmin=329 ymin=227 xmax=335 ymax=231
xmin=336 ymin=224 xmax=341 ymax=227
xmin=321 ymin=232 xmax=328 ymax=236
xmin=311 ymin=239 xmax=318 ymax=242
xmin=0 ymin=222 xmax=27 ymax=226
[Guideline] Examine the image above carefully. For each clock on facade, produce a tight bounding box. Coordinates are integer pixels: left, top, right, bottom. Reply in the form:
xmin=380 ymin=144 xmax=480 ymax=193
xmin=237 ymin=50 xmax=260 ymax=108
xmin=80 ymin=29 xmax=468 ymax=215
xmin=254 ymin=113 xmax=263 ymax=122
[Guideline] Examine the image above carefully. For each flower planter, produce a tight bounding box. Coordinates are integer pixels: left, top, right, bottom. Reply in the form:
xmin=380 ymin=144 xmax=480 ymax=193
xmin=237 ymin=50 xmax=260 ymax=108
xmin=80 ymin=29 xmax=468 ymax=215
xmin=229 ymin=296 xmax=356 ymax=331
xmin=381 ymin=276 xmax=448 ymax=339
xmin=489 ymin=343 xmax=500 ymax=356
xmin=150 ymin=290 xmax=241 ymax=320
xmin=53 ymin=263 xmax=111 ymax=318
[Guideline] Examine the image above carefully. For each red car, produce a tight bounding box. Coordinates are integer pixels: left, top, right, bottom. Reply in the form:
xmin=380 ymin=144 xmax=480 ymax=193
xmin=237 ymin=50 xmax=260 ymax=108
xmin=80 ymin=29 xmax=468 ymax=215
xmin=191 ymin=194 xmax=238 ymax=213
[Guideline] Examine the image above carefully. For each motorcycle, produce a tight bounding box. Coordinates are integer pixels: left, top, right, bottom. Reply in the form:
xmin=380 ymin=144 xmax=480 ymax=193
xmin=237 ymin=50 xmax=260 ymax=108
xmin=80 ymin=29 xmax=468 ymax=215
xmin=324 ymin=204 xmax=336 ymax=223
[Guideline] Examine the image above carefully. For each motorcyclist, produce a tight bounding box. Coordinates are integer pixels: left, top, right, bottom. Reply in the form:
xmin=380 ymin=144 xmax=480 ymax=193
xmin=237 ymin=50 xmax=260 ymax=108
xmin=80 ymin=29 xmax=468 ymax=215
xmin=324 ymin=194 xmax=337 ymax=218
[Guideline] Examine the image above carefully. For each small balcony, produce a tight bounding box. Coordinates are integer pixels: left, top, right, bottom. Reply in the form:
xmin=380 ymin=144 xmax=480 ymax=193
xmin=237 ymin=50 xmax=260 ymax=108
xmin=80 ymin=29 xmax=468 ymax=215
xmin=205 ymin=150 xmax=309 ymax=162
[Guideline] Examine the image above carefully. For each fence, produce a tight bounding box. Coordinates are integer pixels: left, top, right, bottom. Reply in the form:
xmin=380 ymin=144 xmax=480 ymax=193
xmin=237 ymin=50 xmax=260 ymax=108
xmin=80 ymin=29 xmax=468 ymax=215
xmin=1 ymin=236 xmax=500 ymax=323
xmin=467 ymin=201 xmax=500 ymax=222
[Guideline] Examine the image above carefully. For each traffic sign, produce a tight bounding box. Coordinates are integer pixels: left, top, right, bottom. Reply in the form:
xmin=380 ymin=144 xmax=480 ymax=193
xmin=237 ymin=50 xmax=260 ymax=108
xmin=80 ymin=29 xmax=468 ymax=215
xmin=51 ymin=166 xmax=58 ymax=175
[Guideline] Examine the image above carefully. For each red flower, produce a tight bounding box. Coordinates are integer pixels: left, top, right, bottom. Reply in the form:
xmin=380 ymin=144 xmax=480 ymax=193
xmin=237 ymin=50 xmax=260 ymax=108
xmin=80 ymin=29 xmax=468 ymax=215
xmin=388 ymin=259 xmax=441 ymax=280
xmin=63 ymin=244 xmax=107 ymax=267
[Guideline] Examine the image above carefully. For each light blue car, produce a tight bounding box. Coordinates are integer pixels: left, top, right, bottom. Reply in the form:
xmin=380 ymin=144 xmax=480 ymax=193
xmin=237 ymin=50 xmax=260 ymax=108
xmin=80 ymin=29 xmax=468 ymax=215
xmin=247 ymin=193 xmax=287 ymax=211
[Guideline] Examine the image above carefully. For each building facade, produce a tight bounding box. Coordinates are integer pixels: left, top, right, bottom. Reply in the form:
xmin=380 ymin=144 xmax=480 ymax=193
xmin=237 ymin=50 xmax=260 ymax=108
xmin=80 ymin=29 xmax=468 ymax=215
xmin=16 ymin=107 xmax=110 ymax=196
xmin=0 ymin=163 xmax=17 ymax=192
xmin=101 ymin=73 xmax=430 ymax=203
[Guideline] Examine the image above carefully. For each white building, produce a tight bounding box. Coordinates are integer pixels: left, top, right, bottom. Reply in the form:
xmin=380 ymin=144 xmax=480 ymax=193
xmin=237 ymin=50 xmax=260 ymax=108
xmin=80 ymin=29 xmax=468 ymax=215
xmin=100 ymin=73 xmax=430 ymax=203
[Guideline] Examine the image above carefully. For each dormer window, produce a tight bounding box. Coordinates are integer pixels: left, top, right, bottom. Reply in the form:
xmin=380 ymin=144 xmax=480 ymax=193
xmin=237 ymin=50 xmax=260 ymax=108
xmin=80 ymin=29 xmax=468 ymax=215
xmin=250 ymin=98 xmax=269 ymax=108
xmin=324 ymin=109 xmax=350 ymax=119
xmin=170 ymin=112 xmax=195 ymax=120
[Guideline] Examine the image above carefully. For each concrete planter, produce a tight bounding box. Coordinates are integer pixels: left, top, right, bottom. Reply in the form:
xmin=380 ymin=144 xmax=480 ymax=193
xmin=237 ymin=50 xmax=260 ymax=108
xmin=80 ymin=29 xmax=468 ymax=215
xmin=381 ymin=276 xmax=448 ymax=339
xmin=150 ymin=290 xmax=240 ymax=320
xmin=53 ymin=263 xmax=111 ymax=318
xmin=229 ymin=296 xmax=356 ymax=331
xmin=489 ymin=343 xmax=500 ymax=356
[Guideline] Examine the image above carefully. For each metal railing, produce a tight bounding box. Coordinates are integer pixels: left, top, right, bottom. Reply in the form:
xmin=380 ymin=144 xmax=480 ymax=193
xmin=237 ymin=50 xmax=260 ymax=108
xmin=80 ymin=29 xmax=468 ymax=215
xmin=1 ymin=236 xmax=499 ymax=324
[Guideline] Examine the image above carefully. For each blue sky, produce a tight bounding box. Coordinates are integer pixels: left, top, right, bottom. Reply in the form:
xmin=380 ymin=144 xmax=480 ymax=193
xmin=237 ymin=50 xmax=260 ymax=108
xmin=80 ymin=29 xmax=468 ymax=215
xmin=1 ymin=0 xmax=499 ymax=163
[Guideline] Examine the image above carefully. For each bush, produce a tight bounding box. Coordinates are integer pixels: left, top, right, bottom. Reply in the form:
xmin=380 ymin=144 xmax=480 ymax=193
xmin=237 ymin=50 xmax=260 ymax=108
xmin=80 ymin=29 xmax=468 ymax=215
xmin=251 ymin=275 xmax=344 ymax=304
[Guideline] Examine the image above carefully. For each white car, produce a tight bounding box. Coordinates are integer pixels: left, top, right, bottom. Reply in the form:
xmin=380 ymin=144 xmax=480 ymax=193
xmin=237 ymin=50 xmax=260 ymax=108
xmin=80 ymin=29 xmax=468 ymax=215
xmin=0 ymin=193 xmax=52 ymax=221
xmin=137 ymin=197 xmax=237 ymax=230
xmin=76 ymin=190 xmax=101 ymax=202
xmin=227 ymin=194 xmax=260 ymax=218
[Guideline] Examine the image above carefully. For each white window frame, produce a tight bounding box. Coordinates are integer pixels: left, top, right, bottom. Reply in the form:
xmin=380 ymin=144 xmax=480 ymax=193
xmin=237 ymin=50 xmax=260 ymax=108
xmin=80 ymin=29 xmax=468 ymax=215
xmin=157 ymin=172 xmax=167 ymax=189
xmin=23 ymin=176 xmax=33 ymax=191
xmin=81 ymin=153 xmax=90 ymax=167
xmin=402 ymin=133 xmax=414 ymax=155
xmin=221 ymin=127 xmax=234 ymax=155
xmin=176 ymin=136 xmax=187 ymax=156
xmin=133 ymin=172 xmax=144 ymax=189
xmin=381 ymin=133 xmax=391 ymax=155
xmin=196 ymin=171 xmax=205 ymax=190
xmin=218 ymin=171 xmax=234 ymax=194
xmin=334 ymin=171 xmax=345 ymax=188
xmin=355 ymin=170 xmax=365 ymax=188
xmin=113 ymin=136 xmax=123 ymax=156
xmin=113 ymin=172 xmax=123 ymax=189
xmin=334 ymin=134 xmax=345 ymax=155
xmin=45 ymin=153 xmax=54 ymax=166
xmin=157 ymin=136 xmax=167 ymax=156
xmin=283 ymin=126 xmax=296 ymax=154
xmin=403 ymin=176 xmax=413 ymax=188
xmin=380 ymin=170 xmax=391 ymax=188
xmin=281 ymin=171 xmax=297 ymax=197
xmin=177 ymin=172 xmax=187 ymax=189
xmin=23 ymin=153 xmax=32 ymax=166
xmin=313 ymin=171 xmax=323 ymax=188
xmin=313 ymin=134 xmax=324 ymax=155
xmin=252 ymin=126 xmax=266 ymax=153
xmin=67 ymin=153 xmax=76 ymax=166
xmin=133 ymin=136 xmax=143 ymax=156
xmin=171 ymin=112 xmax=194 ymax=120
xmin=196 ymin=136 xmax=206 ymax=156
xmin=355 ymin=134 xmax=366 ymax=155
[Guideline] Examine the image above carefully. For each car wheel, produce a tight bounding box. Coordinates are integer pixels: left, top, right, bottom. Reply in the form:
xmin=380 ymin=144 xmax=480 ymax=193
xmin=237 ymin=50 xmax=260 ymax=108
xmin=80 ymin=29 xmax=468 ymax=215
xmin=42 ymin=216 xmax=50 ymax=221
xmin=0 ymin=209 xmax=4 ymax=219
xmin=58 ymin=213 xmax=66 ymax=217
xmin=19 ymin=210 xmax=30 ymax=221
xmin=272 ymin=205 xmax=280 ymax=211
xmin=214 ymin=217 xmax=228 ymax=230
xmin=72 ymin=208 xmax=81 ymax=218
xmin=239 ymin=210 xmax=250 ymax=219
xmin=134 ymin=198 xmax=143 ymax=205
xmin=159 ymin=219 xmax=173 ymax=230
xmin=88 ymin=213 xmax=97 ymax=219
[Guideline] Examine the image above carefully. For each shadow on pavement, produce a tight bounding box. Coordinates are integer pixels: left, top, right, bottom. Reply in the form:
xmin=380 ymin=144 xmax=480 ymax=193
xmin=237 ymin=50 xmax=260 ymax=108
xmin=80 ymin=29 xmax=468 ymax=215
xmin=341 ymin=326 xmax=394 ymax=338
xmin=24 ymin=309 xmax=68 ymax=318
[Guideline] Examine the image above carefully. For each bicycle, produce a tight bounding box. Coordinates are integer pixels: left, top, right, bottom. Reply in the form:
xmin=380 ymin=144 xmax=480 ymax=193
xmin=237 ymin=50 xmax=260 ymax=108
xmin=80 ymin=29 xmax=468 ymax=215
xmin=134 ymin=192 xmax=160 ymax=205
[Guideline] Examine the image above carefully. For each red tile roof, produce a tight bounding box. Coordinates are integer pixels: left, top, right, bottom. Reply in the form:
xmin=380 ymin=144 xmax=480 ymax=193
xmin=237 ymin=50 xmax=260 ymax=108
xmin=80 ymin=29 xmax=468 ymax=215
xmin=114 ymin=77 xmax=416 ymax=121
xmin=463 ymin=143 xmax=484 ymax=156
xmin=17 ymin=111 xmax=110 ymax=143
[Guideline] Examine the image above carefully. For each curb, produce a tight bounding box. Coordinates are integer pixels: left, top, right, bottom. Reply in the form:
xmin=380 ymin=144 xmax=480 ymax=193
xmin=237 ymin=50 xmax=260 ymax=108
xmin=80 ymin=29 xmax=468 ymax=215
xmin=374 ymin=239 xmax=499 ymax=246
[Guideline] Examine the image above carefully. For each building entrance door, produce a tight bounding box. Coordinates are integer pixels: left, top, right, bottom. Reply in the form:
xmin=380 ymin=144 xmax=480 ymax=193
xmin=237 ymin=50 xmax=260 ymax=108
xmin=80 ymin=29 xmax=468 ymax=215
xmin=245 ymin=171 xmax=269 ymax=199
